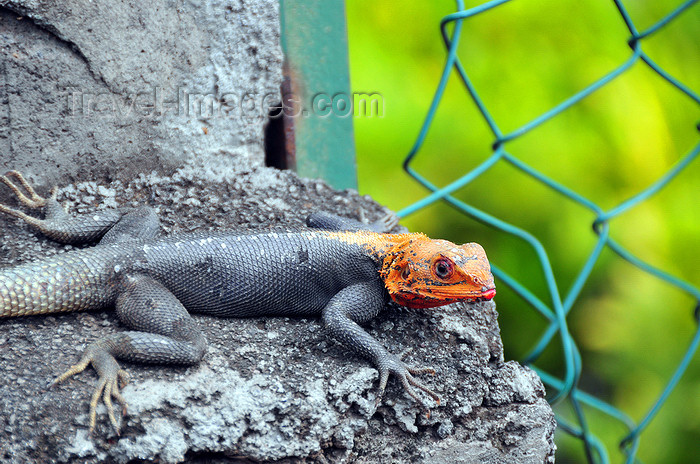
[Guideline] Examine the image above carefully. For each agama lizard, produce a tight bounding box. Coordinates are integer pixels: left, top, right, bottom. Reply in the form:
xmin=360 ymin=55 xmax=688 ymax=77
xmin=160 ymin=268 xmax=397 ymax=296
xmin=0 ymin=171 xmax=496 ymax=433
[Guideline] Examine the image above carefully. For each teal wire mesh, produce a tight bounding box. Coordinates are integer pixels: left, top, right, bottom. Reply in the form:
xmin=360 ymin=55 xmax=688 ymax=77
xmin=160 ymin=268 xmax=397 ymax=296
xmin=396 ymin=1 xmax=700 ymax=462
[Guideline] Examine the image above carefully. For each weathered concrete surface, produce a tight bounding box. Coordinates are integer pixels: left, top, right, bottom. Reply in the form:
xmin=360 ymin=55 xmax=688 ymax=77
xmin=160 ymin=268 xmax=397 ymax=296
xmin=0 ymin=167 xmax=556 ymax=463
xmin=0 ymin=0 xmax=282 ymax=187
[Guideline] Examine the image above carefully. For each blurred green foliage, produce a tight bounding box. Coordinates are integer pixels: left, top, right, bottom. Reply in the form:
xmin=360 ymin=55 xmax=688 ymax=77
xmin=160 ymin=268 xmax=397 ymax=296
xmin=346 ymin=1 xmax=699 ymax=462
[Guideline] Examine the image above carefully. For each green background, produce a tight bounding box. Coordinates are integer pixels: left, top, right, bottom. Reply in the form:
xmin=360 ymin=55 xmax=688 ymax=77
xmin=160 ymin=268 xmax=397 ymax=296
xmin=346 ymin=1 xmax=699 ymax=462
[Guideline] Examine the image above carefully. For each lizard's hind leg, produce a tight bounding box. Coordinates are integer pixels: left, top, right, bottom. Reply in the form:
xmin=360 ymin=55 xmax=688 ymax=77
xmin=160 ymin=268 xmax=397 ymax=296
xmin=52 ymin=273 xmax=207 ymax=434
xmin=99 ymin=206 xmax=161 ymax=244
xmin=0 ymin=171 xmax=123 ymax=245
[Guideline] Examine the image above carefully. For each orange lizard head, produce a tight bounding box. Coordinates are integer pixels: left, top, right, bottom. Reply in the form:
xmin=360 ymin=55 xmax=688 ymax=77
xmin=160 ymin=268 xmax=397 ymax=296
xmin=379 ymin=236 xmax=495 ymax=309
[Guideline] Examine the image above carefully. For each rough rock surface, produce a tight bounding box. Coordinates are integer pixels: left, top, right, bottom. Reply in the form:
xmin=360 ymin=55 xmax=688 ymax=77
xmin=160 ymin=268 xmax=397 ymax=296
xmin=0 ymin=0 xmax=283 ymax=186
xmin=0 ymin=166 xmax=556 ymax=463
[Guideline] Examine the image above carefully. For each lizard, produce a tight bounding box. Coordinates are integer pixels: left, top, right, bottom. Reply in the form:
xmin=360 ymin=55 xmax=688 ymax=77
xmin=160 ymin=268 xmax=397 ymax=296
xmin=0 ymin=171 xmax=496 ymax=434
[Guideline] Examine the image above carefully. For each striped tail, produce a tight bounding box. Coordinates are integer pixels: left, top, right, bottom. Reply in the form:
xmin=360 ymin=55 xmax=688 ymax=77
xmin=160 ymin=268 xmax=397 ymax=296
xmin=0 ymin=249 xmax=117 ymax=317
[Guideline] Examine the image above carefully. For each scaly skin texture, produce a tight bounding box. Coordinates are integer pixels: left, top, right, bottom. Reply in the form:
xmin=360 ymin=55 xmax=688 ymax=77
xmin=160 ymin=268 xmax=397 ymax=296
xmin=0 ymin=171 xmax=496 ymax=434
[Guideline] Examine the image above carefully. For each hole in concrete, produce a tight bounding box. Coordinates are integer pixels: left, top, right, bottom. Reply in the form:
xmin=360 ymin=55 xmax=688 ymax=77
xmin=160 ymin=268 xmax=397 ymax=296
xmin=264 ymin=102 xmax=287 ymax=170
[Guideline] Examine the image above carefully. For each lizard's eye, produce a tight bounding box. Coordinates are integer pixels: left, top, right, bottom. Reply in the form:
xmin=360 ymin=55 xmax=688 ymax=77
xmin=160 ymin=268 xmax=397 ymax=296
xmin=433 ymin=258 xmax=454 ymax=280
xmin=401 ymin=265 xmax=411 ymax=279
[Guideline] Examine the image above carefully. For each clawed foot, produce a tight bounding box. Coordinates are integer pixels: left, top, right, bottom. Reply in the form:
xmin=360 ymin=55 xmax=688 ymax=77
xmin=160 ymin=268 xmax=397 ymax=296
xmin=50 ymin=347 xmax=129 ymax=434
xmin=374 ymin=351 xmax=441 ymax=413
xmin=0 ymin=171 xmax=56 ymax=224
xmin=370 ymin=212 xmax=400 ymax=233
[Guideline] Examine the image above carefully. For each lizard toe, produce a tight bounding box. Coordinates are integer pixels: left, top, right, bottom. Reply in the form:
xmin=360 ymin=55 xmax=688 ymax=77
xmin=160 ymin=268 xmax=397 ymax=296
xmin=370 ymin=213 xmax=400 ymax=233
xmin=110 ymin=375 xmax=129 ymax=417
xmin=0 ymin=171 xmax=50 ymax=208
xmin=117 ymin=369 xmax=130 ymax=388
xmin=374 ymin=368 xmax=390 ymax=407
xmin=375 ymin=353 xmax=440 ymax=410
xmin=102 ymin=378 xmax=127 ymax=435
xmin=405 ymin=371 xmax=441 ymax=405
xmin=51 ymin=358 xmax=91 ymax=387
xmin=407 ymin=365 xmax=436 ymax=376
xmin=88 ymin=376 xmax=109 ymax=433
xmin=398 ymin=371 xmax=440 ymax=410
xmin=87 ymin=371 xmax=127 ymax=434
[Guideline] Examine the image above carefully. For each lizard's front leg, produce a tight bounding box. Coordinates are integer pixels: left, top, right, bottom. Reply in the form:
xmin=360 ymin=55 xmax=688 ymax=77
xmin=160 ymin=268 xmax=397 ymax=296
xmin=52 ymin=274 xmax=207 ymax=433
xmin=306 ymin=211 xmax=399 ymax=233
xmin=322 ymin=282 xmax=441 ymax=410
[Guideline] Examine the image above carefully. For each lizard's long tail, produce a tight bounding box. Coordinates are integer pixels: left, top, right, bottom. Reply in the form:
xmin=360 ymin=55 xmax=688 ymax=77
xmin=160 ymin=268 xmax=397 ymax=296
xmin=0 ymin=248 xmax=117 ymax=317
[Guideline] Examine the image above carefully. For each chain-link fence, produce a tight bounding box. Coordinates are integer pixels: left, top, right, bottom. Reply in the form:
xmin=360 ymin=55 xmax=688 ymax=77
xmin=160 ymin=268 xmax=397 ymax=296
xmin=394 ymin=1 xmax=699 ymax=462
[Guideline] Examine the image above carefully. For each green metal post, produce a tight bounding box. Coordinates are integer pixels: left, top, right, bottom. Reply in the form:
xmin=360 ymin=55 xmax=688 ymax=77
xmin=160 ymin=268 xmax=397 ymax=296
xmin=279 ymin=0 xmax=357 ymax=190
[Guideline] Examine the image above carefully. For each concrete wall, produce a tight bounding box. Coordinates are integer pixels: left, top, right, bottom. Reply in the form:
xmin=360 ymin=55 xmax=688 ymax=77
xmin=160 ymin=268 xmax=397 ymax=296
xmin=0 ymin=0 xmax=282 ymax=186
